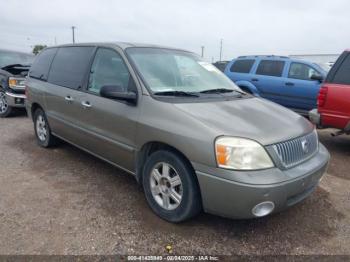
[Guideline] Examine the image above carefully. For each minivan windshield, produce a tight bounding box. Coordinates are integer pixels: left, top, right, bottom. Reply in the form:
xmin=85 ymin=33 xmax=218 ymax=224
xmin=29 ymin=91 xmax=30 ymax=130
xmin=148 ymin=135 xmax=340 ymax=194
xmin=126 ymin=47 xmax=240 ymax=95
xmin=0 ymin=50 xmax=33 ymax=68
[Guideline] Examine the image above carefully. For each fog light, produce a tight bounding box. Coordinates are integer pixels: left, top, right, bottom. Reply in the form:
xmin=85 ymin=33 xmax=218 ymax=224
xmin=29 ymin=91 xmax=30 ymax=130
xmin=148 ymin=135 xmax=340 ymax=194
xmin=252 ymin=201 xmax=275 ymax=217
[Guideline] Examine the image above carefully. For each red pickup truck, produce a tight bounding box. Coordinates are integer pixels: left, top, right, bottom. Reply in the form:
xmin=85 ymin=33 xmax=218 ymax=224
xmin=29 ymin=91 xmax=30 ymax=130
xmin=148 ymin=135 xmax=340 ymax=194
xmin=309 ymin=50 xmax=350 ymax=135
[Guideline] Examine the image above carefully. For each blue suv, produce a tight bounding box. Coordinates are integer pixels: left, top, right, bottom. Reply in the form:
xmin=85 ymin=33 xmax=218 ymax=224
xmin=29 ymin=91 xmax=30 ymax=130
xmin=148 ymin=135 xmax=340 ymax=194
xmin=224 ymin=56 xmax=327 ymax=115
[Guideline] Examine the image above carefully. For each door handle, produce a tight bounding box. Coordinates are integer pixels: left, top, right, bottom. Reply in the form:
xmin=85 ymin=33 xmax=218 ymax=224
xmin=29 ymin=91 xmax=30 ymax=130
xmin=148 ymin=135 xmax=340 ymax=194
xmin=285 ymin=82 xmax=295 ymax=86
xmin=81 ymin=101 xmax=92 ymax=108
xmin=251 ymin=78 xmax=259 ymax=82
xmin=65 ymin=96 xmax=74 ymax=102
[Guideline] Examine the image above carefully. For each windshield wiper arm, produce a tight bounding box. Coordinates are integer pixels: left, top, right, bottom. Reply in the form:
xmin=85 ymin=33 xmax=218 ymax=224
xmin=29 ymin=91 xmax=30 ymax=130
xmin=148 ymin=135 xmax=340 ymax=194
xmin=200 ymin=88 xmax=236 ymax=94
xmin=153 ymin=91 xmax=199 ymax=97
xmin=200 ymin=88 xmax=247 ymax=97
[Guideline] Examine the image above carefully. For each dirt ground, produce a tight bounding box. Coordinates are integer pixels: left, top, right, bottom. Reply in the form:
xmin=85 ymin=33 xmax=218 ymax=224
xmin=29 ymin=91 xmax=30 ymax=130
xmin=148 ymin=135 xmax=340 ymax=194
xmin=0 ymin=114 xmax=349 ymax=255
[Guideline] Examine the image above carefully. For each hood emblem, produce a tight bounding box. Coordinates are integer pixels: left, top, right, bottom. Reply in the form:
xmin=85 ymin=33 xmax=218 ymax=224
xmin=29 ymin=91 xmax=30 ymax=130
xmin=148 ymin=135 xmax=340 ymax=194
xmin=301 ymin=139 xmax=309 ymax=154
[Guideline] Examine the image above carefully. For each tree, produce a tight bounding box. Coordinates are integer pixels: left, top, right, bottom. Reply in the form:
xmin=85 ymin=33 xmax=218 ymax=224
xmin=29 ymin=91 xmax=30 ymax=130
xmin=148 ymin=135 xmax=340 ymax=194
xmin=32 ymin=45 xmax=47 ymax=55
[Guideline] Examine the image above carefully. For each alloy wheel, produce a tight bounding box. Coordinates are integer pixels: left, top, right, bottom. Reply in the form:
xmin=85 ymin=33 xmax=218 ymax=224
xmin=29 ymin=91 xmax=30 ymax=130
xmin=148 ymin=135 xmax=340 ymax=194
xmin=0 ymin=92 xmax=8 ymax=114
xmin=150 ymin=162 xmax=183 ymax=210
xmin=36 ymin=115 xmax=47 ymax=142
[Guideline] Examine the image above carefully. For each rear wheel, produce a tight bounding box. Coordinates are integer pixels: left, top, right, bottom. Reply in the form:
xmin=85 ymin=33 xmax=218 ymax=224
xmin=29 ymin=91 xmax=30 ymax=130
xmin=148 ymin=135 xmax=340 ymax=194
xmin=0 ymin=91 xmax=13 ymax=118
xmin=34 ymin=108 xmax=57 ymax=147
xmin=142 ymin=150 xmax=202 ymax=223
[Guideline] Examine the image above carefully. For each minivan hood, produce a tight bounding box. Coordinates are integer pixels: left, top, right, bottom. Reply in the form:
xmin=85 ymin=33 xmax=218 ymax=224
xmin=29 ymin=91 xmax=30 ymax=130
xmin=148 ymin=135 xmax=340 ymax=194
xmin=174 ymin=97 xmax=314 ymax=146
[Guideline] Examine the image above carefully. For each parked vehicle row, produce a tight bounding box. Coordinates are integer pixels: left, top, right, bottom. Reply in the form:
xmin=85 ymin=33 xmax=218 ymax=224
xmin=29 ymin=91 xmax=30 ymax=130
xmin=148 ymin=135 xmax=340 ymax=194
xmin=0 ymin=49 xmax=33 ymax=117
xmin=24 ymin=43 xmax=329 ymax=223
xmin=224 ymin=55 xmax=327 ymax=116
xmin=309 ymin=50 xmax=350 ymax=135
xmin=212 ymin=61 xmax=229 ymax=72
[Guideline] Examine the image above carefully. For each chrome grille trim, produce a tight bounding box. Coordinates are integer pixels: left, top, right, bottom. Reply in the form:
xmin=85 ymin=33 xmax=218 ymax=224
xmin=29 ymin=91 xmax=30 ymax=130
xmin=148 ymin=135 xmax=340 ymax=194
xmin=271 ymin=130 xmax=319 ymax=169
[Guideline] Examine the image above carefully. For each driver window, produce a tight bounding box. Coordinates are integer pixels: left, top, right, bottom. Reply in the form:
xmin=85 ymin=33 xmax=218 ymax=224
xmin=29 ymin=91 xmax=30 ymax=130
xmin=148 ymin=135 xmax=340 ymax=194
xmin=88 ymin=48 xmax=131 ymax=94
xmin=288 ymin=63 xmax=320 ymax=81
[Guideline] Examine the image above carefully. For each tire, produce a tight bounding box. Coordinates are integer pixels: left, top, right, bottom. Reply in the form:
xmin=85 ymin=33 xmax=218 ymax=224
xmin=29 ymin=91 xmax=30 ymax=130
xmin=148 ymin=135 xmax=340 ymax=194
xmin=0 ymin=90 xmax=13 ymax=118
xmin=142 ymin=150 xmax=202 ymax=223
xmin=33 ymin=108 xmax=57 ymax=147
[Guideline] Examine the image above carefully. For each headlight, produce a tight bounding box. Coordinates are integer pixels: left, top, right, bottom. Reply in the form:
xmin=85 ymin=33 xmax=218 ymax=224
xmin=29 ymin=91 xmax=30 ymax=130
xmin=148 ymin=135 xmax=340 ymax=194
xmin=8 ymin=77 xmax=26 ymax=89
xmin=215 ymin=137 xmax=274 ymax=170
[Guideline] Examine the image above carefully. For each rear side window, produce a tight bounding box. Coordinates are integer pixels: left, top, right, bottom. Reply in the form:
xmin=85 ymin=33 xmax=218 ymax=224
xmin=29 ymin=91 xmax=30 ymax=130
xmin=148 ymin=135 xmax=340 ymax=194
xmin=29 ymin=48 xmax=57 ymax=81
xmin=230 ymin=59 xmax=255 ymax=73
xmin=256 ymin=60 xmax=285 ymax=77
xmin=331 ymin=53 xmax=350 ymax=85
xmin=48 ymin=47 xmax=94 ymax=89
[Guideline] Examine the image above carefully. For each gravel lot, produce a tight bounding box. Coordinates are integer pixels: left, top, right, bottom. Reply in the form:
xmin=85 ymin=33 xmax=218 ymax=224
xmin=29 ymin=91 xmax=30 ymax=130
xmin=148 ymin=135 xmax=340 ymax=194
xmin=0 ymin=114 xmax=349 ymax=255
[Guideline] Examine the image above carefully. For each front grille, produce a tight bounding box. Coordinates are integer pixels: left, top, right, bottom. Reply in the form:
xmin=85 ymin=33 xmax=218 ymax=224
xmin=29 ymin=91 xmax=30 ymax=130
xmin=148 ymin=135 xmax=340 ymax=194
xmin=11 ymin=89 xmax=25 ymax=94
xmin=272 ymin=131 xmax=319 ymax=169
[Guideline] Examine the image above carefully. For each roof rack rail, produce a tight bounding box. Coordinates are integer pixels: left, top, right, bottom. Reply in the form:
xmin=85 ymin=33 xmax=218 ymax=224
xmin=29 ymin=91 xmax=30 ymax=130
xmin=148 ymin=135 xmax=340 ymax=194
xmin=237 ymin=55 xmax=290 ymax=59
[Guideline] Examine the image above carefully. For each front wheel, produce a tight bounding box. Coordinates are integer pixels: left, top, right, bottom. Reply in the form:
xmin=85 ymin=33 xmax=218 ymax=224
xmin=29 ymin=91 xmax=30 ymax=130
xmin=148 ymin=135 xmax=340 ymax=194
xmin=0 ymin=91 xmax=13 ymax=118
xmin=34 ymin=108 xmax=57 ymax=147
xmin=142 ymin=150 xmax=202 ymax=223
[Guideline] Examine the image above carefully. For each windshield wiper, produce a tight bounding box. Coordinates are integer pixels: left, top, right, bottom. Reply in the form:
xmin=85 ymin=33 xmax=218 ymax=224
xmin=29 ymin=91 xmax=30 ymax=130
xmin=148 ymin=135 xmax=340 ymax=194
xmin=153 ymin=91 xmax=199 ymax=97
xmin=200 ymin=88 xmax=237 ymax=94
xmin=200 ymin=88 xmax=247 ymax=98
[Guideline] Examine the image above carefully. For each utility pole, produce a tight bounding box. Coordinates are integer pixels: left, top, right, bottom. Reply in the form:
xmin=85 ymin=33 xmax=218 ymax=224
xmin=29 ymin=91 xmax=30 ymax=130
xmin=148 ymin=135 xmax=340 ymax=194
xmin=71 ymin=26 xmax=76 ymax=44
xmin=54 ymin=36 xmax=57 ymax=45
xmin=201 ymin=46 xmax=205 ymax=58
xmin=219 ymin=39 xmax=223 ymax=61
xmin=26 ymin=37 xmax=31 ymax=52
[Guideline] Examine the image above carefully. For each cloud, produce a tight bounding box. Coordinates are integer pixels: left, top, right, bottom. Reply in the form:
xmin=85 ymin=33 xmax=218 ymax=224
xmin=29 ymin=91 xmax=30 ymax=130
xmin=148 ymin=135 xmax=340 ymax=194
xmin=0 ymin=0 xmax=349 ymax=60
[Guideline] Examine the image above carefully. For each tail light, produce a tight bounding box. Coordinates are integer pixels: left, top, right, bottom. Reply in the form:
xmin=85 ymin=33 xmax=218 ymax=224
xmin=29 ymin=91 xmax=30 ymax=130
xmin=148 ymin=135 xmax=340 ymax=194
xmin=317 ymin=85 xmax=328 ymax=107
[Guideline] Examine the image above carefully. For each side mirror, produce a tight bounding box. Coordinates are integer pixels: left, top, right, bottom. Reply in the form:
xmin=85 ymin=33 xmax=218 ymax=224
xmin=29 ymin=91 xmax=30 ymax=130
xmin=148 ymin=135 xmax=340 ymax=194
xmin=100 ymin=85 xmax=137 ymax=104
xmin=310 ymin=74 xmax=324 ymax=82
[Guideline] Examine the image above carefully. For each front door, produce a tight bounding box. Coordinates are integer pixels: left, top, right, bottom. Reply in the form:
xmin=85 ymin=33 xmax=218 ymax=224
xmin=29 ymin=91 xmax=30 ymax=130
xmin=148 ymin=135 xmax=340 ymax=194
xmin=77 ymin=47 xmax=140 ymax=172
xmin=283 ymin=62 xmax=322 ymax=112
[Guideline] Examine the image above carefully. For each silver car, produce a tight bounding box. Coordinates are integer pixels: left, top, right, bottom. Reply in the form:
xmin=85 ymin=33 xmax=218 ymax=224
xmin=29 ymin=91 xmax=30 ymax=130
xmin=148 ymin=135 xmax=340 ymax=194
xmin=26 ymin=43 xmax=329 ymax=222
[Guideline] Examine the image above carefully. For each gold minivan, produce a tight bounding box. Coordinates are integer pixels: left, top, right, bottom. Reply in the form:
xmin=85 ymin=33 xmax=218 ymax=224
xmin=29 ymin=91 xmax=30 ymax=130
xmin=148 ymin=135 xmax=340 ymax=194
xmin=26 ymin=43 xmax=329 ymax=222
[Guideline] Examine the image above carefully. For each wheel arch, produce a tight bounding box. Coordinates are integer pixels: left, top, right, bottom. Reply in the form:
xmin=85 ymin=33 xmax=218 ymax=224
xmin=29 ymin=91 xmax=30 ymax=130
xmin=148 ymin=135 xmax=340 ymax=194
xmin=31 ymin=103 xmax=44 ymax=121
xmin=135 ymin=141 xmax=197 ymax=186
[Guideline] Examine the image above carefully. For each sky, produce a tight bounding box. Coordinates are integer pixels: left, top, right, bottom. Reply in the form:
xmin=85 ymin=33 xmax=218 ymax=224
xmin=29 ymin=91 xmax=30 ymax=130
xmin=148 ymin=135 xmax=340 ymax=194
xmin=0 ymin=0 xmax=349 ymax=61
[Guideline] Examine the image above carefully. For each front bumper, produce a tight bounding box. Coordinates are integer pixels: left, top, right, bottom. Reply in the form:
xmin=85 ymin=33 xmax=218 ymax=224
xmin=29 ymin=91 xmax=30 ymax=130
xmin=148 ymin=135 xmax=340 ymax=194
xmin=309 ymin=109 xmax=321 ymax=126
xmin=194 ymin=143 xmax=329 ymax=219
xmin=5 ymin=92 xmax=26 ymax=108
